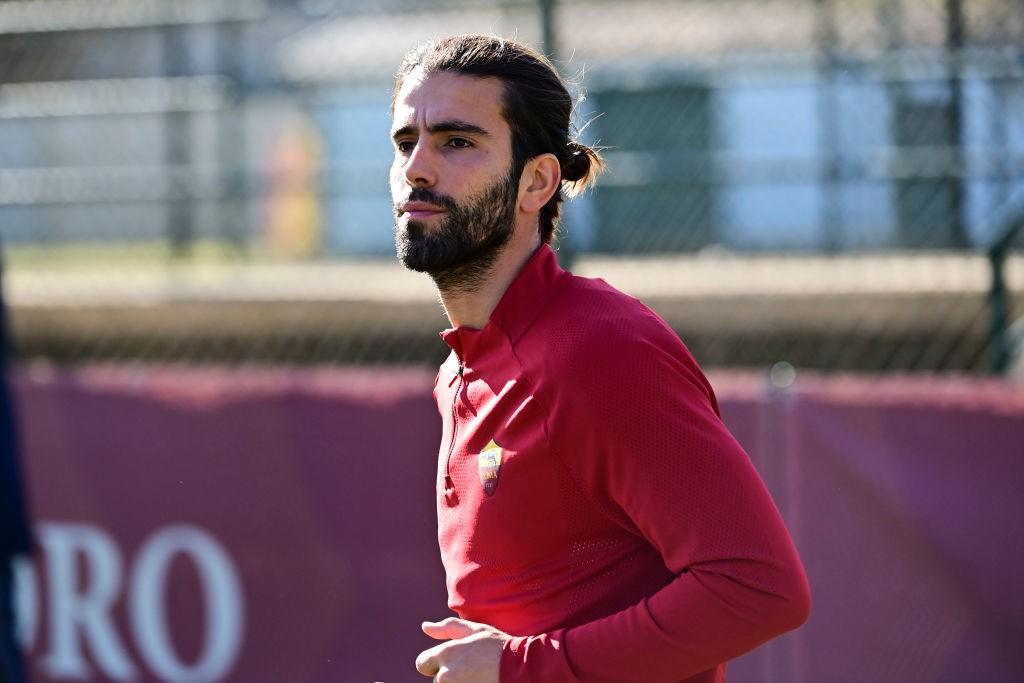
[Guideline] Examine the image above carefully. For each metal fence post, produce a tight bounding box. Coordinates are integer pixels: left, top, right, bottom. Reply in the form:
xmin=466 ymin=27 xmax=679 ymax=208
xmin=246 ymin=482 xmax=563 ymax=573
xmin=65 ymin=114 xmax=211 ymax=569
xmin=162 ymin=23 xmax=195 ymax=259
xmin=944 ymin=0 xmax=968 ymax=249
xmin=988 ymin=217 xmax=1023 ymax=374
xmin=538 ymin=0 xmax=577 ymax=270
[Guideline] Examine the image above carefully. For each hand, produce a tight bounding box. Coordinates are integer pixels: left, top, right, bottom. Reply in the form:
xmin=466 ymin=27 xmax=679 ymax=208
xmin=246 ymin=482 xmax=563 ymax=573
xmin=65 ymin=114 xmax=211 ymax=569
xmin=415 ymin=617 xmax=510 ymax=682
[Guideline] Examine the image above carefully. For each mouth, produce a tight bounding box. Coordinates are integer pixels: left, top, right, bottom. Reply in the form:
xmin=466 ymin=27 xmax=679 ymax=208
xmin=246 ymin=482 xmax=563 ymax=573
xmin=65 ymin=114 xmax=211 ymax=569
xmin=399 ymin=202 xmax=447 ymax=220
xmin=404 ymin=209 xmax=446 ymax=220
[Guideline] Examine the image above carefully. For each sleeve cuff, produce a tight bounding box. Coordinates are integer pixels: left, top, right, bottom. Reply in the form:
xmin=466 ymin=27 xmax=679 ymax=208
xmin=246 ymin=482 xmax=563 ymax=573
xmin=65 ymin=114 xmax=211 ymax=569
xmin=500 ymin=629 xmax=574 ymax=683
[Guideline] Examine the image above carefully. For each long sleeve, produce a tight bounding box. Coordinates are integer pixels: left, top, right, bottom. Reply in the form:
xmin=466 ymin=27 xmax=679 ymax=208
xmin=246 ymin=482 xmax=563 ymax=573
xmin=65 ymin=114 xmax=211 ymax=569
xmin=501 ymin=305 xmax=811 ymax=682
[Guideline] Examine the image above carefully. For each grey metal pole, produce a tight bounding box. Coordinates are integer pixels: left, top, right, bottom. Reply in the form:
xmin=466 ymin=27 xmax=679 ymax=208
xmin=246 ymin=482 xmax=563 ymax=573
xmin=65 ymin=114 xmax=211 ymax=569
xmin=538 ymin=0 xmax=576 ymax=269
xmin=815 ymin=0 xmax=842 ymax=252
xmin=218 ymin=19 xmax=247 ymax=255
xmin=539 ymin=0 xmax=556 ymax=60
xmin=988 ymin=217 xmax=1023 ymax=374
xmin=988 ymin=242 xmax=1009 ymax=374
xmin=945 ymin=0 xmax=968 ymax=248
xmin=162 ymin=24 xmax=194 ymax=259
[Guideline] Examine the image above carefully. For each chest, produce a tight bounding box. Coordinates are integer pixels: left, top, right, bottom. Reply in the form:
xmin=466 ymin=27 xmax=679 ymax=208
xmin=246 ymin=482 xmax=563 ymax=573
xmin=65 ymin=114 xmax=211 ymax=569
xmin=435 ymin=369 xmax=579 ymax=567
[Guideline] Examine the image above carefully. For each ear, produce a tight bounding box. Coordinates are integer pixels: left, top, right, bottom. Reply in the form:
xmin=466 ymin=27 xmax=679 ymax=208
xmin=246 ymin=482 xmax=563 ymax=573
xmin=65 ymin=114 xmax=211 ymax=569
xmin=517 ymin=153 xmax=561 ymax=215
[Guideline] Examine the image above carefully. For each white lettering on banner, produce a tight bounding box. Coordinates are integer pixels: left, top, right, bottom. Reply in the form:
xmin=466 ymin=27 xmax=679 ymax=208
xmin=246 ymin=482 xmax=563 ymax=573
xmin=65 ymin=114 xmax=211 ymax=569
xmin=130 ymin=526 xmax=244 ymax=683
xmin=15 ymin=522 xmax=246 ymax=683
xmin=40 ymin=523 xmax=139 ymax=681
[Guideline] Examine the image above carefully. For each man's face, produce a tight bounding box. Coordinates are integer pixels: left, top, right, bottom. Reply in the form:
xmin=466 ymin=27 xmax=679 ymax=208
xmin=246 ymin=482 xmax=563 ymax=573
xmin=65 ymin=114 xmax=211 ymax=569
xmin=390 ymin=70 xmax=520 ymax=277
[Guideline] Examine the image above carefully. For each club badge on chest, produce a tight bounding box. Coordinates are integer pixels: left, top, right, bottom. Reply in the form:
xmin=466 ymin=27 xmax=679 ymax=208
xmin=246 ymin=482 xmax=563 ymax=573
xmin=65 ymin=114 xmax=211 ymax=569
xmin=478 ymin=439 xmax=503 ymax=496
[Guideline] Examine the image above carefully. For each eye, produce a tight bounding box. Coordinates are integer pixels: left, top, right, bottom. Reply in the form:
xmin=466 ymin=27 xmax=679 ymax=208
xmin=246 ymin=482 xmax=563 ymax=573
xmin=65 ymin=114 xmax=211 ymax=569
xmin=395 ymin=140 xmax=415 ymax=154
xmin=446 ymin=137 xmax=473 ymax=149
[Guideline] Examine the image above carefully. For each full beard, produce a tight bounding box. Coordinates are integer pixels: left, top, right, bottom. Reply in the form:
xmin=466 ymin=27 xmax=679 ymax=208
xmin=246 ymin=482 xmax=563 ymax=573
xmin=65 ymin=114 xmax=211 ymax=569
xmin=394 ymin=169 xmax=518 ymax=294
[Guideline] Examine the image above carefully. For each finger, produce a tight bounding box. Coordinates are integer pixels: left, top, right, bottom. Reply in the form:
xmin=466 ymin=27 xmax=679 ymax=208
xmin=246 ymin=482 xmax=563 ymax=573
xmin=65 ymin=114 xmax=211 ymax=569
xmin=415 ymin=643 xmax=444 ymax=677
xmin=421 ymin=617 xmax=488 ymax=641
xmin=433 ymin=665 xmax=451 ymax=683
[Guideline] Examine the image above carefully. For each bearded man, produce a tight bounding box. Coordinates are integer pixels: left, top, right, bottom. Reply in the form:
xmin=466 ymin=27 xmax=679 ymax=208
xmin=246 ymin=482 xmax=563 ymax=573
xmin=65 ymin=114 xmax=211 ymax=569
xmin=389 ymin=34 xmax=811 ymax=683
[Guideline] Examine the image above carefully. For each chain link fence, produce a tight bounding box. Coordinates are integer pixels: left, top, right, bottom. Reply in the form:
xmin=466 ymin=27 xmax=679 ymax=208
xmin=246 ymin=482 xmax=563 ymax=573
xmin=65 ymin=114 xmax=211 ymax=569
xmin=2 ymin=0 xmax=1023 ymax=372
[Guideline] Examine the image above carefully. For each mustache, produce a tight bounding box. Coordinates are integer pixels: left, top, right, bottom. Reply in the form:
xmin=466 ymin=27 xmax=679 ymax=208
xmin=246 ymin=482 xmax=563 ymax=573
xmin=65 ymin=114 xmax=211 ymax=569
xmin=394 ymin=188 xmax=459 ymax=216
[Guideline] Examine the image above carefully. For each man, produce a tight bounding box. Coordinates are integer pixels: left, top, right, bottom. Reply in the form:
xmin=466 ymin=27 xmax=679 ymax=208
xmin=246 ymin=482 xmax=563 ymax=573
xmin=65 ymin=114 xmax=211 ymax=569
xmin=390 ymin=35 xmax=810 ymax=683
xmin=0 ymin=252 xmax=32 ymax=683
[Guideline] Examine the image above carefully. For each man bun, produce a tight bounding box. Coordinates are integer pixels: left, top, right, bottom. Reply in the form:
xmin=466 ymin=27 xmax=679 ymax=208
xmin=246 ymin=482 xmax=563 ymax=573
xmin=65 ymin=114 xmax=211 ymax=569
xmin=561 ymin=140 xmax=604 ymax=197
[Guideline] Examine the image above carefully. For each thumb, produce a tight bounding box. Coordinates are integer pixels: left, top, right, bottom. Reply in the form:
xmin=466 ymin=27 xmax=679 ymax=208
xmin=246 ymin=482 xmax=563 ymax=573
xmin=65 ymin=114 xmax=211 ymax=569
xmin=421 ymin=617 xmax=489 ymax=641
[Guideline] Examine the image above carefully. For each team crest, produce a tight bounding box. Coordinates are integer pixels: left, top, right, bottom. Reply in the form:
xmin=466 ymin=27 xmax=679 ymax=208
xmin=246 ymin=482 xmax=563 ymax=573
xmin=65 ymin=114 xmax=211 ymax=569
xmin=478 ymin=439 xmax=503 ymax=496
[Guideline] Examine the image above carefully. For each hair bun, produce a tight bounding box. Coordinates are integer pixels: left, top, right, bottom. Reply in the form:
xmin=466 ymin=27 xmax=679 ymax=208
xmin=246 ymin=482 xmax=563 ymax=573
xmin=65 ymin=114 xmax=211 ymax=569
xmin=562 ymin=141 xmax=592 ymax=183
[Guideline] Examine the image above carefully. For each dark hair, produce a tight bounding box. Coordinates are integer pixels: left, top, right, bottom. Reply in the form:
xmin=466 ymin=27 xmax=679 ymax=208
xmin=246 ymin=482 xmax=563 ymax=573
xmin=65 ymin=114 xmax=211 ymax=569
xmin=393 ymin=34 xmax=603 ymax=244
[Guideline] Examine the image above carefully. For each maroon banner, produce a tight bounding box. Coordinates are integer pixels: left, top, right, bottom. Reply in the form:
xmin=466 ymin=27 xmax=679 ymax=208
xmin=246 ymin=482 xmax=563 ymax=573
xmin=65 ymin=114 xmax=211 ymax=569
xmin=12 ymin=366 xmax=446 ymax=683
xmin=9 ymin=367 xmax=1024 ymax=682
xmin=717 ymin=374 xmax=1024 ymax=682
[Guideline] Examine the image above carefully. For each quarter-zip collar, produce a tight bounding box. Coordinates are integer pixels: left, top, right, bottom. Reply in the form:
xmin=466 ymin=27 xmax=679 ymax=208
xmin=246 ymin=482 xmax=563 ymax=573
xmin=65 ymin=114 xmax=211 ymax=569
xmin=439 ymin=245 xmax=568 ymax=366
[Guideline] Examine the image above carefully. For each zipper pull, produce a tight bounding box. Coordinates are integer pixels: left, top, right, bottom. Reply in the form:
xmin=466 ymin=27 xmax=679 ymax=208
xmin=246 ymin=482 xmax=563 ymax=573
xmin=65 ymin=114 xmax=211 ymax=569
xmin=447 ymin=363 xmax=464 ymax=387
xmin=444 ymin=475 xmax=458 ymax=506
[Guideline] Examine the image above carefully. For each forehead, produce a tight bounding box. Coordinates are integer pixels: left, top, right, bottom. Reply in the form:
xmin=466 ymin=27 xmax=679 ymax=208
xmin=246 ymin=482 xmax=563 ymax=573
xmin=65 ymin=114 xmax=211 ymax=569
xmin=391 ymin=69 xmax=508 ymax=133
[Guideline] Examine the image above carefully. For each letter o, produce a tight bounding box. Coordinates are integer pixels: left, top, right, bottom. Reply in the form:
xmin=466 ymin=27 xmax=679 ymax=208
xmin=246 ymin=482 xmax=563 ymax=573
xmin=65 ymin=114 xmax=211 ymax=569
xmin=129 ymin=525 xmax=244 ymax=683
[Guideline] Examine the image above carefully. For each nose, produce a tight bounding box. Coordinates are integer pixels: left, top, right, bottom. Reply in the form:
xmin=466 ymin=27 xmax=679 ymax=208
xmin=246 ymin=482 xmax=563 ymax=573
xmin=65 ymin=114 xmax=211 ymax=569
xmin=401 ymin=139 xmax=436 ymax=188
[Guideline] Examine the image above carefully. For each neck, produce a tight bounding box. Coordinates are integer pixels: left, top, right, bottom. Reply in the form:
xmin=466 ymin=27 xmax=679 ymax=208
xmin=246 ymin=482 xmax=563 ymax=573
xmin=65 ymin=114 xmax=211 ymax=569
xmin=435 ymin=231 xmax=542 ymax=329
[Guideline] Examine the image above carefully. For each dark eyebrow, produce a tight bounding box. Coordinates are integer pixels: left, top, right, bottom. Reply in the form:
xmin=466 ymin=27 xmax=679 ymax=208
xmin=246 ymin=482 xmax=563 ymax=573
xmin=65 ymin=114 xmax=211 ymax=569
xmin=391 ymin=120 xmax=491 ymax=142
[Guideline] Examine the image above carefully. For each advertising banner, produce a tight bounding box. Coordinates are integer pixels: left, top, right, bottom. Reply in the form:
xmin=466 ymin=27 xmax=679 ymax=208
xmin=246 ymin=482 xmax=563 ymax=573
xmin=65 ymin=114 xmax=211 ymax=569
xmin=13 ymin=367 xmax=446 ymax=683
xmin=10 ymin=368 xmax=1024 ymax=682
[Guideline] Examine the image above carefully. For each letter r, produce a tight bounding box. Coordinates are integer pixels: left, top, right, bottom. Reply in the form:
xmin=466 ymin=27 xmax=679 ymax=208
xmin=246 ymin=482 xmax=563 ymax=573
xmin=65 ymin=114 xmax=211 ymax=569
xmin=40 ymin=523 xmax=138 ymax=681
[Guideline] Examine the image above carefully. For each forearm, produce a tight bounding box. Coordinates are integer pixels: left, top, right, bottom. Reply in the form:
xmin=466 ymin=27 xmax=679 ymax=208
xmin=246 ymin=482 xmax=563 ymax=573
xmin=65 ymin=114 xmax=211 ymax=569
xmin=500 ymin=562 xmax=810 ymax=683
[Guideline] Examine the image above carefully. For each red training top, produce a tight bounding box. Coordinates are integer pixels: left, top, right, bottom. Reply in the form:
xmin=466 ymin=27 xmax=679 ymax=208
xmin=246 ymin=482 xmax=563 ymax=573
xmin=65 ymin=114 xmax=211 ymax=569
xmin=433 ymin=245 xmax=810 ymax=682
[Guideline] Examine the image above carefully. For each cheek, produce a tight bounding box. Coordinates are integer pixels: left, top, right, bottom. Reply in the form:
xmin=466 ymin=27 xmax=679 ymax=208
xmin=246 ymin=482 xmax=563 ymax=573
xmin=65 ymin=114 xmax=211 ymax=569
xmin=389 ymin=163 xmax=404 ymax=196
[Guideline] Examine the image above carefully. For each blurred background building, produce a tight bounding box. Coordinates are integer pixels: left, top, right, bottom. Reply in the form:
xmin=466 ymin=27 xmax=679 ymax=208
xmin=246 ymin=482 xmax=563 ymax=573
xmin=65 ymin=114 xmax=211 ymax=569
xmin=2 ymin=0 xmax=1023 ymax=371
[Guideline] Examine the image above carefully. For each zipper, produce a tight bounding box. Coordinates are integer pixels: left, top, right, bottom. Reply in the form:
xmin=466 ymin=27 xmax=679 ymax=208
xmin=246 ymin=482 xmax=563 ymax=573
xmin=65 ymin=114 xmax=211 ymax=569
xmin=443 ymin=361 xmax=464 ymax=506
